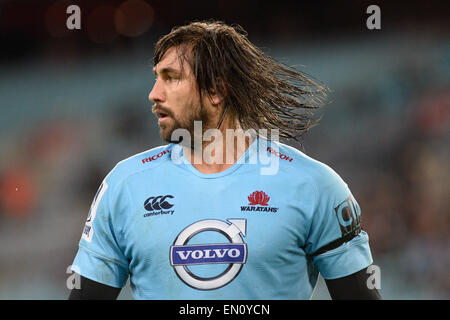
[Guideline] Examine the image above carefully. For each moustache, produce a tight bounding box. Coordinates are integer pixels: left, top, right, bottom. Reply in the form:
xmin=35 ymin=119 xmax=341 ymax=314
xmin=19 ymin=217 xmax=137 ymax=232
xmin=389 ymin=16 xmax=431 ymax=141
xmin=152 ymin=104 xmax=173 ymax=118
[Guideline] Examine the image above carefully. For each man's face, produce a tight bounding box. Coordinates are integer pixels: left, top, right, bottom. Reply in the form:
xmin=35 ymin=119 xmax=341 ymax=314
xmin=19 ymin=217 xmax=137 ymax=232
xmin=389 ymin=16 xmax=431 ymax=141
xmin=149 ymin=46 xmax=208 ymax=143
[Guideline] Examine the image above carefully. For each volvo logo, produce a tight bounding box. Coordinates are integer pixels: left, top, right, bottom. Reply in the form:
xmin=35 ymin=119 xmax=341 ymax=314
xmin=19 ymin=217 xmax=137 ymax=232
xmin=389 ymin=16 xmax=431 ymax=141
xmin=170 ymin=219 xmax=247 ymax=290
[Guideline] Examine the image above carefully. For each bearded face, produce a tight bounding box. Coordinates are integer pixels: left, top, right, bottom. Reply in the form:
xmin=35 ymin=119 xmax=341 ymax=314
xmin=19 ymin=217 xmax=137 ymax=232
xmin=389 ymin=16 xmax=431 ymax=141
xmin=150 ymin=47 xmax=215 ymax=146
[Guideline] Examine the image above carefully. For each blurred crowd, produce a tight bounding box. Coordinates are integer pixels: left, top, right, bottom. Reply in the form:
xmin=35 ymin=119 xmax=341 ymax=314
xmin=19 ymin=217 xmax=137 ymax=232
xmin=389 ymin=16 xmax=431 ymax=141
xmin=0 ymin=0 xmax=449 ymax=299
xmin=1 ymin=38 xmax=448 ymax=299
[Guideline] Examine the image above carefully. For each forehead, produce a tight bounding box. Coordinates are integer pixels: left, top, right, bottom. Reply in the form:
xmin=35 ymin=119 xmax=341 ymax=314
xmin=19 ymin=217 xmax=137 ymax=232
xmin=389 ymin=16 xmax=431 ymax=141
xmin=154 ymin=46 xmax=192 ymax=74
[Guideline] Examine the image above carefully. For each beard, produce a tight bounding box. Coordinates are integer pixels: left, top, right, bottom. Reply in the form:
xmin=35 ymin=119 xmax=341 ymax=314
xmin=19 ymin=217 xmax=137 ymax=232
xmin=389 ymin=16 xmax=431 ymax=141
xmin=156 ymin=101 xmax=211 ymax=148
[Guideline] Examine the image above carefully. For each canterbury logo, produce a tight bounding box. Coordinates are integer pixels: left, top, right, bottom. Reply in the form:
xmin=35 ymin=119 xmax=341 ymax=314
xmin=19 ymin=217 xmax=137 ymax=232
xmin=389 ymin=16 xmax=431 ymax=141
xmin=248 ymin=191 xmax=270 ymax=206
xmin=144 ymin=195 xmax=174 ymax=211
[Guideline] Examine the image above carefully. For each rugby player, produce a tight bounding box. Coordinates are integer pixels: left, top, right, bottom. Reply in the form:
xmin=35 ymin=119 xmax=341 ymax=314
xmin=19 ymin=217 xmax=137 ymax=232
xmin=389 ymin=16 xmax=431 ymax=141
xmin=69 ymin=21 xmax=381 ymax=300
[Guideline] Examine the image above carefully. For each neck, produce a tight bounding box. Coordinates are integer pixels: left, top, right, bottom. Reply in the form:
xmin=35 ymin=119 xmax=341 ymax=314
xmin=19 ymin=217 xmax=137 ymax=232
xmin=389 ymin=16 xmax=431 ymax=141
xmin=182 ymin=117 xmax=254 ymax=174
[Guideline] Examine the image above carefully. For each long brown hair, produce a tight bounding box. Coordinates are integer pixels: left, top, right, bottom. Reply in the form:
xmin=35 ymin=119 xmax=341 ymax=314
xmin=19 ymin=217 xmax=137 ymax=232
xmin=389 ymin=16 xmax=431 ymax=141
xmin=153 ymin=20 xmax=329 ymax=142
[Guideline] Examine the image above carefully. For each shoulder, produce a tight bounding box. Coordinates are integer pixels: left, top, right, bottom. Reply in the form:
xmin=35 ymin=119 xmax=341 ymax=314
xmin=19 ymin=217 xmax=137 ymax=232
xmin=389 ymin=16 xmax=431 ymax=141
xmin=104 ymin=144 xmax=174 ymax=187
xmin=267 ymin=140 xmax=346 ymax=190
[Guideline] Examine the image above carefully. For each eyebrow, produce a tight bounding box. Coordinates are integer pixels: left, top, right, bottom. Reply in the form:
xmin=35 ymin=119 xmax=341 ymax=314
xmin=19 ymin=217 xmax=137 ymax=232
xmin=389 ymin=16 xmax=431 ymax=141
xmin=153 ymin=66 xmax=181 ymax=76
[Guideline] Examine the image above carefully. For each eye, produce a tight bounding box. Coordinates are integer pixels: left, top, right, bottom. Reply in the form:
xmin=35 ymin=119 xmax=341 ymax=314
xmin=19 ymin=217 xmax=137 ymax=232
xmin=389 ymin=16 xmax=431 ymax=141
xmin=166 ymin=74 xmax=180 ymax=82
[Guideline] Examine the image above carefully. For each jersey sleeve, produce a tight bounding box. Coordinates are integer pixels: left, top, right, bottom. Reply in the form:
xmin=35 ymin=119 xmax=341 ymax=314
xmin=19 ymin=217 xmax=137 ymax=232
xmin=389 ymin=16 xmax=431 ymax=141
xmin=71 ymin=172 xmax=129 ymax=288
xmin=304 ymin=173 xmax=373 ymax=280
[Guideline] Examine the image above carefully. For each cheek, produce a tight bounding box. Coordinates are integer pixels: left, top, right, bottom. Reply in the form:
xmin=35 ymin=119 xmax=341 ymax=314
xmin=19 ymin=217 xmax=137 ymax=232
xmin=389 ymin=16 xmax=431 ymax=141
xmin=173 ymin=88 xmax=200 ymax=117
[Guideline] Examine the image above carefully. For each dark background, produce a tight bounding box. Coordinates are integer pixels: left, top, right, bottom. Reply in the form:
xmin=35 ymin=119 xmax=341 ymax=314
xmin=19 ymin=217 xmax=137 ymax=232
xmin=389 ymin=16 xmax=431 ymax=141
xmin=0 ymin=0 xmax=448 ymax=299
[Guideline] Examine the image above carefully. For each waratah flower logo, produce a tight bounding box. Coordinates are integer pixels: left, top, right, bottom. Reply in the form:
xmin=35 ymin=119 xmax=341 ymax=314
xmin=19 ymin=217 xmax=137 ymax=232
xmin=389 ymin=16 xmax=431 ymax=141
xmin=248 ymin=191 xmax=270 ymax=206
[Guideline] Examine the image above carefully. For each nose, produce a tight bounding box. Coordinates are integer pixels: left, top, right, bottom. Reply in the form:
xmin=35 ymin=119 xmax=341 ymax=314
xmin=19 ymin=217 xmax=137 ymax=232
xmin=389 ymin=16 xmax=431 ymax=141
xmin=149 ymin=78 xmax=165 ymax=103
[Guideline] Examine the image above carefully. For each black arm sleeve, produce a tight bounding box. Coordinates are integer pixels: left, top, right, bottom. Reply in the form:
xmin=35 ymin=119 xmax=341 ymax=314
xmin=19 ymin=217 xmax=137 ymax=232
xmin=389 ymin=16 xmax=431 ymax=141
xmin=325 ymin=266 xmax=382 ymax=300
xmin=68 ymin=274 xmax=122 ymax=300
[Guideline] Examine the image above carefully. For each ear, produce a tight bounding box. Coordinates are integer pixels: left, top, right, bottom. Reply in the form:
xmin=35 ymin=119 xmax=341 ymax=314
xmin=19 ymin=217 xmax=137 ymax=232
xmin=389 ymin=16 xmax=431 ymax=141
xmin=209 ymin=91 xmax=222 ymax=106
xmin=209 ymin=79 xmax=226 ymax=106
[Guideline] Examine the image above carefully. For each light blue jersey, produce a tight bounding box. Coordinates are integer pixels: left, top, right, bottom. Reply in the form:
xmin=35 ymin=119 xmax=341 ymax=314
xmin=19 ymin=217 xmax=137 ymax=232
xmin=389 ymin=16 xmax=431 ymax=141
xmin=72 ymin=137 xmax=373 ymax=299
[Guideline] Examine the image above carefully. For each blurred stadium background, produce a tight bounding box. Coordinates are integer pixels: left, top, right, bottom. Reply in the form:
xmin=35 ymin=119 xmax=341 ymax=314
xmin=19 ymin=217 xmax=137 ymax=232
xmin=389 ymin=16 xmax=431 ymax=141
xmin=0 ymin=0 xmax=448 ymax=299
